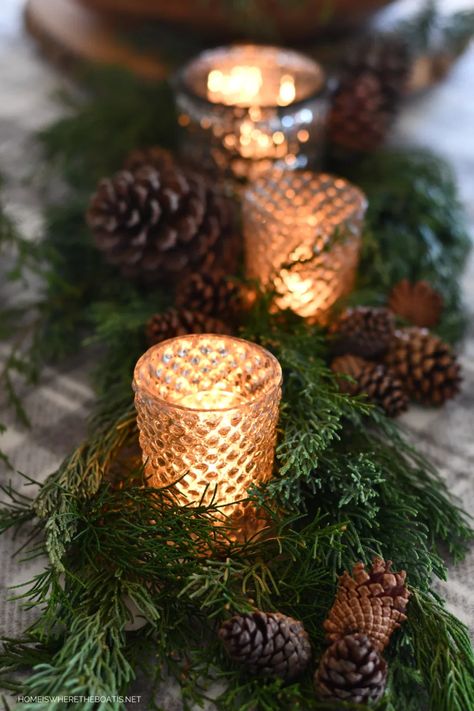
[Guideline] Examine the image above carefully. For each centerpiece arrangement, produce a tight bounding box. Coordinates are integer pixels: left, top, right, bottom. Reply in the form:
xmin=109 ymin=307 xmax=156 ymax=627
xmin=0 ymin=17 xmax=473 ymax=711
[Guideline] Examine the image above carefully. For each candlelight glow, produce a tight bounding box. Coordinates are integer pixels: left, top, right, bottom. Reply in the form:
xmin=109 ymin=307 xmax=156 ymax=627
xmin=133 ymin=335 xmax=282 ymax=533
xmin=278 ymin=74 xmax=296 ymax=106
xmin=178 ymin=390 xmax=245 ymax=409
xmin=244 ymin=170 xmax=367 ymax=321
xmin=207 ymin=66 xmax=263 ymax=106
xmin=176 ymin=45 xmax=328 ymax=180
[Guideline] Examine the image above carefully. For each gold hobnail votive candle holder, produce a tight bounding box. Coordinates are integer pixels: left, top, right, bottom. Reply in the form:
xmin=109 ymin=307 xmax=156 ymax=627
xmin=133 ymin=334 xmax=282 ymax=535
xmin=174 ymin=44 xmax=328 ymax=181
xmin=243 ymin=170 xmax=368 ymax=322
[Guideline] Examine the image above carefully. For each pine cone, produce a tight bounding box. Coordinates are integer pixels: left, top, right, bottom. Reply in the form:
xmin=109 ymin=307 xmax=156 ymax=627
xmin=124 ymin=146 xmax=176 ymax=173
xmin=324 ymin=559 xmax=410 ymax=652
xmin=87 ymin=157 xmax=239 ymax=283
xmin=330 ymin=73 xmax=393 ymax=153
xmin=146 ymin=308 xmax=231 ymax=346
xmin=385 ymin=327 xmax=461 ymax=405
xmin=176 ymin=271 xmax=242 ymax=319
xmin=389 ymin=279 xmax=443 ymax=328
xmin=219 ymin=611 xmax=311 ymax=681
xmin=342 ymin=34 xmax=411 ymax=98
xmin=331 ymin=355 xmax=408 ymax=417
xmin=331 ymin=307 xmax=396 ymax=359
xmin=329 ymin=34 xmax=410 ymax=153
xmin=315 ymin=633 xmax=387 ymax=704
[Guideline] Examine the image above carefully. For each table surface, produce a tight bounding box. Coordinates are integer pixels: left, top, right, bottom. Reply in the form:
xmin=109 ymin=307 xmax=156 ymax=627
xmin=1 ymin=1 xmax=474 ymax=708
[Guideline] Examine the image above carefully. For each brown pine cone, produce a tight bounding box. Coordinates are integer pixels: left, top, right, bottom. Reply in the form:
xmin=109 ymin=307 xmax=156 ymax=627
xmin=219 ymin=611 xmax=311 ymax=682
xmin=329 ymin=72 xmax=393 ymax=153
xmin=342 ymin=34 xmax=411 ymax=99
xmin=176 ymin=271 xmax=242 ymax=320
xmin=87 ymin=157 xmax=239 ymax=284
xmin=330 ymin=34 xmax=410 ymax=153
xmin=124 ymin=146 xmax=176 ymax=173
xmin=388 ymin=279 xmax=443 ymax=328
xmin=146 ymin=308 xmax=231 ymax=346
xmin=315 ymin=633 xmax=387 ymax=704
xmin=385 ymin=327 xmax=461 ymax=405
xmin=331 ymin=306 xmax=396 ymax=359
xmin=331 ymin=355 xmax=408 ymax=417
xmin=324 ymin=558 xmax=411 ymax=652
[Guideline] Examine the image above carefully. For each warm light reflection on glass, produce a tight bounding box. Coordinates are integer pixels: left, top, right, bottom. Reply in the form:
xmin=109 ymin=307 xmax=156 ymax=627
xmin=207 ymin=66 xmax=264 ymax=106
xmin=278 ymin=74 xmax=296 ymax=106
xmin=244 ymin=170 xmax=368 ymax=321
xmin=175 ymin=45 xmax=328 ymax=180
xmin=133 ymin=335 xmax=282 ymax=536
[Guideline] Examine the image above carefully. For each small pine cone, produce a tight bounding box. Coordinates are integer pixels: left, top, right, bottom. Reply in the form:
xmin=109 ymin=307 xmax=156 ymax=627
xmin=324 ymin=558 xmax=411 ymax=651
xmin=330 ymin=34 xmax=410 ymax=153
xmin=176 ymin=271 xmax=242 ymax=319
xmin=341 ymin=34 xmax=411 ymax=99
xmin=385 ymin=327 xmax=461 ymax=406
xmin=331 ymin=355 xmax=408 ymax=417
xmin=315 ymin=633 xmax=387 ymax=704
xmin=87 ymin=157 xmax=239 ymax=284
xmin=219 ymin=611 xmax=311 ymax=682
xmin=388 ymin=280 xmax=443 ymax=328
xmin=331 ymin=306 xmax=395 ymax=359
xmin=329 ymin=72 xmax=393 ymax=153
xmin=124 ymin=146 xmax=176 ymax=173
xmin=146 ymin=308 xmax=230 ymax=346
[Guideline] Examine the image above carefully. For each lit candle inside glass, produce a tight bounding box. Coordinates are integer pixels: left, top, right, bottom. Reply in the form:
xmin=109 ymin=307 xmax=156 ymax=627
xmin=174 ymin=45 xmax=328 ymax=180
xmin=133 ymin=334 xmax=282 ymax=534
xmin=178 ymin=390 xmax=245 ymax=409
xmin=243 ymin=170 xmax=368 ymax=321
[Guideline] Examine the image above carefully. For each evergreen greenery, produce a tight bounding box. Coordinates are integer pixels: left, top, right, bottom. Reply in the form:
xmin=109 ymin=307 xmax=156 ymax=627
xmin=0 ymin=67 xmax=473 ymax=710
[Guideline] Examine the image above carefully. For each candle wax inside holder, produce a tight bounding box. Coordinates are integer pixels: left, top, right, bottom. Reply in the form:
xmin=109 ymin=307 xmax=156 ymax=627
xmin=244 ymin=170 xmax=368 ymax=321
xmin=133 ymin=335 xmax=282 ymax=540
xmin=174 ymin=45 xmax=328 ymax=181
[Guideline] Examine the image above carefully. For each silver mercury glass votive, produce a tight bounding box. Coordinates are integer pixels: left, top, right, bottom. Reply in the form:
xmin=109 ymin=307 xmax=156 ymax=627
xmin=174 ymin=44 xmax=328 ymax=181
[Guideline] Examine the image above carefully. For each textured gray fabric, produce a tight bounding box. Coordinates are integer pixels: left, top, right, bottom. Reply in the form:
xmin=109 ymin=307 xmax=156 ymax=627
xmin=0 ymin=1 xmax=473 ymax=708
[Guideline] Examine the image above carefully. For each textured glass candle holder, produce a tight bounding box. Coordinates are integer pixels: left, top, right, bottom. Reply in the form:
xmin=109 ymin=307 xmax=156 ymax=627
xmin=174 ymin=45 xmax=328 ymax=181
xmin=244 ymin=170 xmax=368 ymax=321
xmin=133 ymin=334 xmax=282 ymax=536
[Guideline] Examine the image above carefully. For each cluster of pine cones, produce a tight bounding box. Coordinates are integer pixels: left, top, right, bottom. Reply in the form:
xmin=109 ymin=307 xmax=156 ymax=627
xmin=86 ymin=148 xmax=248 ymax=345
xmin=86 ymin=147 xmax=248 ymax=344
xmin=219 ymin=558 xmax=410 ymax=704
xmin=330 ymin=280 xmax=461 ymax=417
xmin=87 ymin=147 xmax=240 ymax=286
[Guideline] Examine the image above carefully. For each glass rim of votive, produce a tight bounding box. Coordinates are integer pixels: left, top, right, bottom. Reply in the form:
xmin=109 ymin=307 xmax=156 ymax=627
xmin=174 ymin=43 xmax=326 ymax=111
xmin=244 ymin=169 xmax=368 ymax=225
xmin=133 ymin=334 xmax=283 ymax=413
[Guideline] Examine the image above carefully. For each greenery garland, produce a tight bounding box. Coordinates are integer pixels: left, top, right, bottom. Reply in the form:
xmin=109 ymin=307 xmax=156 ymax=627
xmin=0 ymin=68 xmax=473 ymax=710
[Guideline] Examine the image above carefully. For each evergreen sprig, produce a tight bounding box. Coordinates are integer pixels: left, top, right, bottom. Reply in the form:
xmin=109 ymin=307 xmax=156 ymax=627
xmin=1 ymin=316 xmax=473 ymax=709
xmin=0 ymin=66 xmax=473 ymax=710
xmin=336 ymin=148 xmax=471 ymax=342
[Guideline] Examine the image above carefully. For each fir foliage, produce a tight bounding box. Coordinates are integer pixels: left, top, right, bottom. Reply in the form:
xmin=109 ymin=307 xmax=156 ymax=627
xmin=1 ymin=316 xmax=473 ymax=709
xmin=396 ymin=0 xmax=474 ymax=56
xmin=336 ymin=148 xmax=471 ymax=342
xmin=0 ymin=67 xmax=473 ymax=710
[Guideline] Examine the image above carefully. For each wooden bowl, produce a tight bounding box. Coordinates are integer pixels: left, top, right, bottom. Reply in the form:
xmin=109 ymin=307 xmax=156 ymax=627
xmin=76 ymin=0 xmax=396 ymax=41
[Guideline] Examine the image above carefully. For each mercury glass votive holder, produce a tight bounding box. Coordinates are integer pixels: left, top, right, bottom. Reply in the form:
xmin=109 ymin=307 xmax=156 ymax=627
xmin=133 ymin=334 xmax=282 ymax=532
xmin=174 ymin=45 xmax=328 ymax=181
xmin=243 ymin=170 xmax=368 ymax=321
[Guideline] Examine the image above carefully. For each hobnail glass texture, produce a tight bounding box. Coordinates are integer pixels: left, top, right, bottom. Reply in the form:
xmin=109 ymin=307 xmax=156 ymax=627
xmin=174 ymin=45 xmax=328 ymax=181
xmin=133 ymin=334 xmax=282 ymax=529
xmin=244 ymin=170 xmax=367 ymax=321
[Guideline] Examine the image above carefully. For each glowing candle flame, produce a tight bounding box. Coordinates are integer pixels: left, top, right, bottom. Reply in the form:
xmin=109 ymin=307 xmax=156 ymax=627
xmin=207 ymin=66 xmax=263 ymax=106
xmin=278 ymin=74 xmax=296 ymax=106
